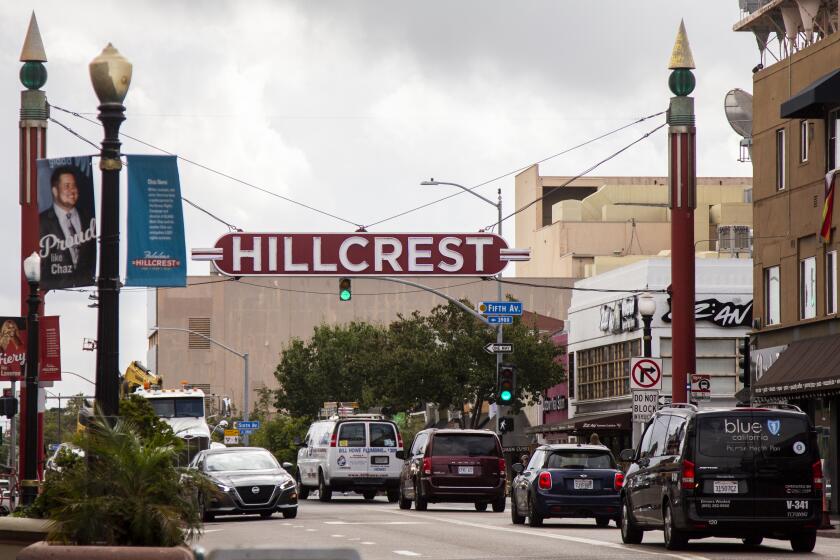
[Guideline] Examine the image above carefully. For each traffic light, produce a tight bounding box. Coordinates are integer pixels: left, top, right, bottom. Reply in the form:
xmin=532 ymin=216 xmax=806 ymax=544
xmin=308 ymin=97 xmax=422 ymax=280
xmin=339 ymin=278 xmax=352 ymax=301
xmin=497 ymin=364 xmax=516 ymax=404
xmin=737 ymin=336 xmax=751 ymax=388
xmin=0 ymin=396 xmax=18 ymax=418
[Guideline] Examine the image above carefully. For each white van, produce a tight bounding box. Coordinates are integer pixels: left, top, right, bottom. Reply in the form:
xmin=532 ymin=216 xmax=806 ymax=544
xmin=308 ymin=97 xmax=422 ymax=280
xmin=296 ymin=414 xmax=404 ymax=502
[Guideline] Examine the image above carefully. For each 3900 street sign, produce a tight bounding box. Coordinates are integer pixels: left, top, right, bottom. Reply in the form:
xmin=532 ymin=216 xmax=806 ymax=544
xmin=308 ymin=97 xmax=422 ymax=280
xmin=193 ymin=232 xmax=526 ymax=277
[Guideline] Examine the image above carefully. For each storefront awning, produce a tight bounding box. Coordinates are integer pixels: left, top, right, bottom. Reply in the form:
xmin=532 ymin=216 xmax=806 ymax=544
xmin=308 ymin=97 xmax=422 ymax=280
xmin=780 ymin=69 xmax=840 ymax=119
xmin=527 ymin=410 xmax=631 ymax=435
xmin=753 ymin=334 xmax=840 ymax=397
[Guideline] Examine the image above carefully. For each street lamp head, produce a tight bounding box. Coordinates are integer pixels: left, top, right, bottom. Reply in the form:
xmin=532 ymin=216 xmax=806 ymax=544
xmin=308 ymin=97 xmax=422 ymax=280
xmin=638 ymin=292 xmax=656 ymax=318
xmin=89 ymin=43 xmax=132 ymax=105
xmin=420 ymin=179 xmax=439 ymax=186
xmin=23 ymin=251 xmax=40 ymax=283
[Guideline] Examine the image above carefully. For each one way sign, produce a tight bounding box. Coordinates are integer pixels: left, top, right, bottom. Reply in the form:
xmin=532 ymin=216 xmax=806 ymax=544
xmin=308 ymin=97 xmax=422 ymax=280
xmin=484 ymin=343 xmax=514 ymax=354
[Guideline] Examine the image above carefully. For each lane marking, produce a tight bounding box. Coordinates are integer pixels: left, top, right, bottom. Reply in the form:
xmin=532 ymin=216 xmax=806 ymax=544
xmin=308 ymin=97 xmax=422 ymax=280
xmin=361 ymin=541 xmax=376 ymax=545
xmin=331 ymin=534 xmax=345 ymax=538
xmin=375 ymin=508 xmax=712 ymax=560
xmin=202 ymin=529 xmax=223 ymax=533
xmin=306 ymin=529 xmax=317 ymax=532
xmin=393 ymin=551 xmax=421 ymax=557
xmin=324 ymin=521 xmax=427 ymax=525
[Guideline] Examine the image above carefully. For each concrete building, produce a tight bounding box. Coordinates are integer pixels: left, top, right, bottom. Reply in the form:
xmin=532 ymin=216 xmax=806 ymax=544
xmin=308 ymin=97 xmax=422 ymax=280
xmin=736 ymin=0 xmax=840 ymax=515
xmin=514 ymin=165 xmax=753 ymax=278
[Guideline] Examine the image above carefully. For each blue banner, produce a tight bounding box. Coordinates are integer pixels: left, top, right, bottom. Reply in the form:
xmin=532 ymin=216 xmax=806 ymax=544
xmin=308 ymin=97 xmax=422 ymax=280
xmin=126 ymin=155 xmax=186 ymax=286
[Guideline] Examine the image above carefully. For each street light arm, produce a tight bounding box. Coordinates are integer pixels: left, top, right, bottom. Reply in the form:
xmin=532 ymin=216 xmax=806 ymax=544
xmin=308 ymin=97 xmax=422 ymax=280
xmin=60 ymin=371 xmax=97 ymax=386
xmin=421 ymin=180 xmax=497 ymax=208
xmin=369 ymin=277 xmax=491 ymax=325
xmin=150 ymin=326 xmax=246 ymax=359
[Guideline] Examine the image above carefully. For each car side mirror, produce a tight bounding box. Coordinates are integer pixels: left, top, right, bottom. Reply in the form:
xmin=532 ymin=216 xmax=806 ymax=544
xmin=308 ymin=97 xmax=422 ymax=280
xmin=282 ymin=462 xmax=294 ymax=470
xmin=619 ymin=448 xmax=635 ymax=462
xmin=395 ymin=450 xmax=406 ymax=460
xmin=511 ymin=463 xmax=525 ymax=474
xmin=293 ymin=437 xmax=306 ymax=447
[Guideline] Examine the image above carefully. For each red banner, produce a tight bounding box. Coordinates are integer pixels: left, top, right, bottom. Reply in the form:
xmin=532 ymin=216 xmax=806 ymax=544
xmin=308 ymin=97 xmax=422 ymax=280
xmin=0 ymin=315 xmax=61 ymax=382
xmin=194 ymin=232 xmax=511 ymax=277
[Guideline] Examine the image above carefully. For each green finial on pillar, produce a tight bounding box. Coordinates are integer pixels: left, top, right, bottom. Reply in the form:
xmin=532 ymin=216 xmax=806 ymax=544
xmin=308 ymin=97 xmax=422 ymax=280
xmin=20 ymin=12 xmax=47 ymax=90
xmin=668 ymin=19 xmax=695 ymax=97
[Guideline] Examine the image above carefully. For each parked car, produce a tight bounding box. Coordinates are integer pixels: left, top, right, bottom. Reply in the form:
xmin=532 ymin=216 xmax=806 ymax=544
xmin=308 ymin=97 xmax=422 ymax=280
xmin=510 ymin=443 xmax=622 ymax=527
xmin=398 ymin=429 xmax=506 ymax=512
xmin=620 ymin=403 xmax=822 ymax=552
xmin=189 ymin=447 xmax=298 ymax=520
xmin=297 ymin=414 xmax=403 ymax=502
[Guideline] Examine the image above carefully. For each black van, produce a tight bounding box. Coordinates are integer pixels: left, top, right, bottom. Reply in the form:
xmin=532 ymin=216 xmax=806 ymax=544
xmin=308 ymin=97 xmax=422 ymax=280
xmin=620 ymin=404 xmax=822 ymax=552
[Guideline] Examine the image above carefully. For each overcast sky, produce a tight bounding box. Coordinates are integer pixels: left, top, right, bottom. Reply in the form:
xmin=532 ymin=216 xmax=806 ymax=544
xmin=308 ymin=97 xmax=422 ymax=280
xmin=0 ymin=1 xmax=758 ymax=403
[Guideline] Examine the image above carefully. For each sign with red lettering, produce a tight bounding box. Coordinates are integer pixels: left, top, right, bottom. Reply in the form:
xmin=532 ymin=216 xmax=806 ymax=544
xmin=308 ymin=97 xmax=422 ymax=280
xmin=39 ymin=316 xmax=62 ymax=382
xmin=192 ymin=233 xmax=528 ymax=277
xmin=0 ymin=316 xmax=61 ymax=382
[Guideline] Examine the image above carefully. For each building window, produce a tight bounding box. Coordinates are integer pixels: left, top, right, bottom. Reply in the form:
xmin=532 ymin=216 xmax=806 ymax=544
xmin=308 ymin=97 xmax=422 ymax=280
xmin=800 ymin=257 xmax=817 ymax=320
xmin=187 ymin=317 xmax=211 ymax=349
xmin=827 ymin=251 xmax=837 ymax=315
xmin=776 ymin=128 xmax=786 ymax=190
xmin=830 ymin=109 xmax=840 ymax=170
xmin=800 ymin=120 xmax=810 ymax=163
xmin=764 ymin=266 xmax=781 ymax=325
xmin=568 ymin=352 xmax=575 ymax=399
xmin=575 ymin=339 xmax=640 ymax=401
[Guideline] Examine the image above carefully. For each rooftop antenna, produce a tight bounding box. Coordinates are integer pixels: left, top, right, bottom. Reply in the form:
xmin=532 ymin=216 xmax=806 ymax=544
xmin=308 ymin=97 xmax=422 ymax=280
xmin=724 ymin=88 xmax=753 ymax=163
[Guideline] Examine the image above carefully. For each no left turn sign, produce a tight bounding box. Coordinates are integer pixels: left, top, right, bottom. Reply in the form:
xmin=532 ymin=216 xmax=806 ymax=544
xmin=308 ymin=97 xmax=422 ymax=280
xmin=630 ymin=357 xmax=663 ymax=391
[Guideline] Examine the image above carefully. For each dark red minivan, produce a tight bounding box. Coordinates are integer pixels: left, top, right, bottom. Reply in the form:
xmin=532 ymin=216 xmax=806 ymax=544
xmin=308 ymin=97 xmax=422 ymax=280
xmin=397 ymin=429 xmax=506 ymax=512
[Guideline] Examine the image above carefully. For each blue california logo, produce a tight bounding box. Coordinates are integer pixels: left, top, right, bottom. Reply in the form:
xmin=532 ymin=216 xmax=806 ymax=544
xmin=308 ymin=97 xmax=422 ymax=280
xmin=767 ymin=419 xmax=781 ymax=436
xmin=337 ymin=455 xmax=347 ymax=466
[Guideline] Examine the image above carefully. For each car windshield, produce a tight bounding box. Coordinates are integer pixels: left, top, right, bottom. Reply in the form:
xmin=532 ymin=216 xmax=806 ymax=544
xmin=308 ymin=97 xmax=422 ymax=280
xmin=546 ymin=450 xmax=615 ymax=469
xmin=431 ymin=434 xmax=498 ymax=457
xmin=205 ymin=451 xmax=278 ymax=472
xmin=148 ymin=397 xmax=204 ymax=418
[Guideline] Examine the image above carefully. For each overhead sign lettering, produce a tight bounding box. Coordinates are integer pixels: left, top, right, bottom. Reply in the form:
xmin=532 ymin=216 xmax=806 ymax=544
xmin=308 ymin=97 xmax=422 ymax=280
xmin=630 ymin=357 xmax=663 ymax=390
xmin=478 ymin=301 xmax=523 ymax=316
xmin=599 ymin=296 xmax=638 ymax=333
xmin=662 ymin=297 xmax=752 ymax=328
xmin=193 ymin=233 xmax=529 ymax=277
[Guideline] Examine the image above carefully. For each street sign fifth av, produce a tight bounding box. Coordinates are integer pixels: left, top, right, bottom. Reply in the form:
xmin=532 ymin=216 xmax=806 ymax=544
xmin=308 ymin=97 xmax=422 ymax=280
xmin=484 ymin=343 xmax=514 ymax=354
xmin=478 ymin=301 xmax=523 ymax=316
xmin=630 ymin=357 xmax=663 ymax=391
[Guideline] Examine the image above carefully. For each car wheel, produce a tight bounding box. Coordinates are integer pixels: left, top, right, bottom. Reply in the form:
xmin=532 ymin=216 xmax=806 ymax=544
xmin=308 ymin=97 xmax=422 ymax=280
xmin=595 ymin=516 xmax=610 ymax=528
xmin=260 ymin=511 xmax=273 ymax=519
xmin=297 ymin=473 xmax=310 ymax=500
xmin=742 ymin=536 xmax=763 ymax=547
xmin=492 ymin=493 xmax=506 ymax=513
xmin=663 ymin=502 xmax=688 ymax=551
xmin=790 ymin=530 xmax=817 ymax=553
xmin=414 ymin=481 xmax=428 ymax=511
xmin=387 ymin=489 xmax=400 ymax=503
xmin=510 ymin=497 xmax=526 ymax=525
xmin=282 ymin=508 xmax=298 ymax=519
xmin=318 ymin=471 xmax=332 ymax=502
xmin=398 ymin=484 xmax=412 ymax=510
xmin=620 ymin=498 xmax=643 ymax=544
xmin=527 ymin=496 xmax=543 ymax=527
xmin=363 ymin=490 xmax=377 ymax=501
xmin=474 ymin=502 xmax=488 ymax=512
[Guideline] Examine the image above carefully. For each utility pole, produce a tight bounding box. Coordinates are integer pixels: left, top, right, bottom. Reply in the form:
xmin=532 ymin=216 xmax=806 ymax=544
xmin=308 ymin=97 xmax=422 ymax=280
xmin=667 ymin=20 xmax=697 ymax=404
xmin=18 ymin=12 xmax=48 ymax=485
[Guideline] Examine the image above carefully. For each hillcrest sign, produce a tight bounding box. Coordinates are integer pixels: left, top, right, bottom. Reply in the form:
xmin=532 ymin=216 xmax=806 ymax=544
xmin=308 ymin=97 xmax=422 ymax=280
xmin=192 ymin=232 xmax=529 ymax=276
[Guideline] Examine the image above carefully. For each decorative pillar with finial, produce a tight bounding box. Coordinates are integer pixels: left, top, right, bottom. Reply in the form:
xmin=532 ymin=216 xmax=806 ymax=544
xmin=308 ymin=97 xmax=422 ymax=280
xmin=18 ymin=11 xmax=48 ymax=488
xmin=667 ymin=20 xmax=696 ymax=404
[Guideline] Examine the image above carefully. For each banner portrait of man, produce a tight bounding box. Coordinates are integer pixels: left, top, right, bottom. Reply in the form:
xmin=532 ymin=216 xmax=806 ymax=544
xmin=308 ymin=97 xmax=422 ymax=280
xmin=37 ymin=156 xmax=97 ymax=289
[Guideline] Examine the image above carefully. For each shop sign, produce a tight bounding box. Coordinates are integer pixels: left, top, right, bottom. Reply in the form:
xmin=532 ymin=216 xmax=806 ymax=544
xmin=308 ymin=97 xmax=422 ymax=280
xmin=662 ymin=297 xmax=752 ymax=328
xmin=598 ymin=296 xmax=637 ymax=333
xmin=542 ymin=395 xmax=567 ymax=412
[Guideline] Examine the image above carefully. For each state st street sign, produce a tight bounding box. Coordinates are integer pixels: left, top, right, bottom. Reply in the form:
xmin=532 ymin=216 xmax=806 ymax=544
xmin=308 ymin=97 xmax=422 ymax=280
xmin=193 ymin=232 xmax=528 ymax=276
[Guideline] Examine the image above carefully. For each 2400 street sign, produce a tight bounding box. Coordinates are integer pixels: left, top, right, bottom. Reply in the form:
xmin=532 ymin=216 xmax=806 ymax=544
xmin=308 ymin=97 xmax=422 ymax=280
xmin=193 ymin=232 xmax=528 ymax=276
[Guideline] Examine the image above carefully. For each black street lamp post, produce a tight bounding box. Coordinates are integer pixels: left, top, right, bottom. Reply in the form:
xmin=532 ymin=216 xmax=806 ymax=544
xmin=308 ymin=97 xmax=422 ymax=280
xmin=90 ymin=44 xmax=132 ymax=419
xmin=21 ymin=251 xmax=41 ymax=506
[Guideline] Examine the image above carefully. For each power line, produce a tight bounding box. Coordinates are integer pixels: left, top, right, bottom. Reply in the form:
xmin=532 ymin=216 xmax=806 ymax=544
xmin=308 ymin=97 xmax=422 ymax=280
xmin=363 ymin=110 xmax=666 ymax=229
xmin=495 ymin=278 xmax=667 ymax=294
xmin=50 ymin=104 xmax=365 ymax=229
xmin=487 ymin=122 xmax=667 ymax=230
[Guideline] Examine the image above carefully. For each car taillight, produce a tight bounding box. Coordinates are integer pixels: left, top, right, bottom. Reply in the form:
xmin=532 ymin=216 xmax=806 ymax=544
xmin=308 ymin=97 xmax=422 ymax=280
xmin=422 ymin=457 xmax=432 ymax=475
xmin=538 ymin=471 xmax=552 ymax=490
xmin=813 ymin=460 xmax=823 ymax=491
xmin=329 ymin=433 xmax=337 ymax=447
xmin=498 ymin=458 xmax=506 ymax=478
xmin=681 ymin=459 xmax=695 ymax=490
xmin=614 ymin=472 xmax=624 ymax=491
xmin=397 ymin=432 xmax=404 ymax=449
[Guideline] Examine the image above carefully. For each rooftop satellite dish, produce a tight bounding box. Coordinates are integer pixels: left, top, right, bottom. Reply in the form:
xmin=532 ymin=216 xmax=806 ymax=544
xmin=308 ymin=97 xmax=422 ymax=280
xmin=724 ymin=88 xmax=753 ymax=138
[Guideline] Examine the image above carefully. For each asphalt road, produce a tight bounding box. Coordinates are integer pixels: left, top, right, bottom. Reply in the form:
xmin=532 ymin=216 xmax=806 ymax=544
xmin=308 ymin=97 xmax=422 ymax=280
xmin=196 ymin=494 xmax=840 ymax=560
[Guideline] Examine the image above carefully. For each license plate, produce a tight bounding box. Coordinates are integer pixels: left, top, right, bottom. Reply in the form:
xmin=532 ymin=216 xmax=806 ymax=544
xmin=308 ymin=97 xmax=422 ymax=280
xmin=573 ymin=479 xmax=594 ymax=490
xmin=372 ymin=456 xmax=389 ymax=465
xmin=458 ymin=466 xmax=474 ymax=475
xmin=713 ymin=480 xmax=739 ymax=494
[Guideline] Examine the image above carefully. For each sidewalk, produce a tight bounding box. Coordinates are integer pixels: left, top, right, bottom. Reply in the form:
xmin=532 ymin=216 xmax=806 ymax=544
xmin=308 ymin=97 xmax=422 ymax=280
xmin=819 ymin=514 xmax=840 ymax=538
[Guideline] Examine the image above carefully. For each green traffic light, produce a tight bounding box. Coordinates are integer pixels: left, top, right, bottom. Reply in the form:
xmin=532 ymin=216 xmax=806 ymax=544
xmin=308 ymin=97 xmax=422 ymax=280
xmin=340 ymin=289 xmax=351 ymax=301
xmin=500 ymin=390 xmax=512 ymax=402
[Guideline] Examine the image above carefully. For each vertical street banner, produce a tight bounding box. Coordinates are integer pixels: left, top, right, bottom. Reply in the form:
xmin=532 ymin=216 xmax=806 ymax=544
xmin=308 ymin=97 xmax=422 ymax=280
xmin=0 ymin=317 xmax=26 ymax=380
xmin=39 ymin=315 xmax=62 ymax=382
xmin=126 ymin=155 xmax=187 ymax=286
xmin=37 ymin=157 xmax=97 ymax=289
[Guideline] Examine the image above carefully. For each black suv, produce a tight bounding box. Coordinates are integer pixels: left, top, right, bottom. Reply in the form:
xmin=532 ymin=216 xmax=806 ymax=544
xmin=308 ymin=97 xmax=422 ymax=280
xmin=620 ymin=404 xmax=822 ymax=552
